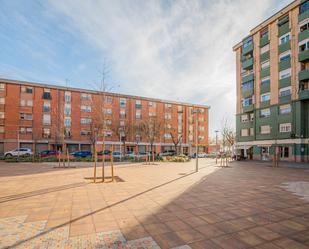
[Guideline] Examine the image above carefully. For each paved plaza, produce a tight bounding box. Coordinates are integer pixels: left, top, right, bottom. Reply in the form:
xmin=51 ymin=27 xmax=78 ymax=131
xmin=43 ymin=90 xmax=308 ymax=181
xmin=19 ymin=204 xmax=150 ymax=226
xmin=0 ymin=159 xmax=308 ymax=249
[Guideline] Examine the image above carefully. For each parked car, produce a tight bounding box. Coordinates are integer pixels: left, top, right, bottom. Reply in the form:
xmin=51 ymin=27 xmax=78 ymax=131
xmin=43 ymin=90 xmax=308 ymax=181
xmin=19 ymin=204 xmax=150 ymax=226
xmin=159 ymin=150 xmax=176 ymax=157
xmin=39 ymin=150 xmax=57 ymax=157
xmin=125 ymin=151 xmax=135 ymax=158
xmin=71 ymin=151 xmax=92 ymax=158
xmin=112 ymin=151 xmax=123 ymax=159
xmin=97 ymin=150 xmax=111 ymax=156
xmin=4 ymin=148 xmax=33 ymax=157
xmin=191 ymin=152 xmax=207 ymax=158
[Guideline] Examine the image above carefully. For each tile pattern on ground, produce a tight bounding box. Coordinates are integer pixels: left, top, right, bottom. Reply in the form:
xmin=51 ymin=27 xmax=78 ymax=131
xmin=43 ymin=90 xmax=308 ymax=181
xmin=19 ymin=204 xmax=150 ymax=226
xmin=281 ymin=181 xmax=309 ymax=202
xmin=0 ymin=215 xmax=191 ymax=249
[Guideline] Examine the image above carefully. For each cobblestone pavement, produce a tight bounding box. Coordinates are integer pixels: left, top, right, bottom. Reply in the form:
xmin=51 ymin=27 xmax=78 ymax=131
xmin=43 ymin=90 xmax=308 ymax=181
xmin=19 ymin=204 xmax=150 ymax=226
xmin=0 ymin=159 xmax=309 ymax=249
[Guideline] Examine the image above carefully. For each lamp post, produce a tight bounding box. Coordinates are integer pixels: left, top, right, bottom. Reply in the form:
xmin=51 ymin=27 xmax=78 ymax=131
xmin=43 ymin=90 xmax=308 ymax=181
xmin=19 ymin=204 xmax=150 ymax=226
xmin=215 ymin=130 xmax=219 ymax=163
xmin=192 ymin=109 xmax=201 ymax=172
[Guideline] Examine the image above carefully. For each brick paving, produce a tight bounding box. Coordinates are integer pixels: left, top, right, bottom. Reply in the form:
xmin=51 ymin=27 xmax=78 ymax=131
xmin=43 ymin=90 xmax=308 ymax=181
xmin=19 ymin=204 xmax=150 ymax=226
xmin=0 ymin=159 xmax=308 ymax=248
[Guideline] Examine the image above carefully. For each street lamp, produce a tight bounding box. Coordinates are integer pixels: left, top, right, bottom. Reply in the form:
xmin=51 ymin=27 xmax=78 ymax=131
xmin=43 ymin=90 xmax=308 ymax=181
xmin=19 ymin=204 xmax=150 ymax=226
xmin=192 ymin=109 xmax=202 ymax=172
xmin=215 ymin=130 xmax=219 ymax=163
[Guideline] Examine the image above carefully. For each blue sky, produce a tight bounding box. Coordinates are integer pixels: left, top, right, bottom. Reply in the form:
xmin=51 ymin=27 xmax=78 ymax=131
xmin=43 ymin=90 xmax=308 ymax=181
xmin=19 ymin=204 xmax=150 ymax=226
xmin=0 ymin=0 xmax=292 ymax=139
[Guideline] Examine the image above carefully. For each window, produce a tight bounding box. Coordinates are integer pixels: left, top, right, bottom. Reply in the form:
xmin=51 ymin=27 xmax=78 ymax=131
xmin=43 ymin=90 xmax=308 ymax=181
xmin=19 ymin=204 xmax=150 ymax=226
xmin=164 ymin=133 xmax=172 ymax=139
xmin=136 ymin=100 xmax=141 ymax=105
xmin=0 ymin=126 xmax=4 ymax=133
xmin=64 ymin=128 xmax=71 ymax=138
xmin=261 ymin=93 xmax=270 ymax=102
xmin=81 ymin=118 xmax=91 ymax=125
xmin=104 ymin=96 xmax=113 ymax=103
xmin=199 ymin=126 xmax=205 ymax=131
xmin=299 ymin=38 xmax=309 ymax=52
xmin=242 ymin=97 xmax=253 ymax=107
xmin=260 ymin=125 xmax=271 ymax=134
xmin=250 ymin=128 xmax=254 ymax=136
xmin=242 ymin=81 xmax=253 ymax=91
xmin=241 ymin=114 xmax=249 ymax=123
xmin=136 ymin=110 xmax=141 ymax=119
xmin=64 ymin=117 xmax=71 ymax=127
xmin=279 ymin=51 xmax=291 ymax=62
xmin=42 ymin=89 xmax=51 ymax=100
xmin=261 ymin=76 xmax=270 ymax=86
xmin=43 ymin=114 xmax=51 ymax=125
xmin=0 ymin=83 xmax=5 ymax=91
xmin=280 ymin=146 xmax=290 ymax=158
xmin=165 ymin=103 xmax=172 ymax=108
xmin=20 ymin=99 xmax=33 ymax=107
xmin=105 ymin=119 xmax=112 ymax=125
xmin=279 ymin=33 xmax=290 ymax=45
xmin=120 ymin=98 xmax=126 ymax=108
xmin=279 ymin=104 xmax=291 ymax=114
xmin=260 ymin=108 xmax=271 ymax=118
xmin=20 ymin=127 xmax=32 ymax=134
xmin=149 ymin=101 xmax=156 ymax=107
xmin=260 ymin=44 xmax=270 ymax=54
xmin=165 ymin=113 xmax=172 ymax=120
xmin=278 ymin=15 xmax=289 ymax=27
xmin=20 ymin=113 xmax=33 ymax=120
xmin=0 ymin=112 xmax=4 ymax=119
xmin=81 ymin=93 xmax=91 ymax=100
xmin=42 ymin=128 xmax=51 ymax=138
xmin=21 ymin=86 xmax=33 ymax=94
xmin=43 ymin=101 xmax=50 ymax=112
xmin=260 ymin=29 xmax=268 ymax=39
xmin=279 ymin=86 xmax=291 ymax=97
xmin=104 ymin=108 xmax=112 ymax=115
xmin=64 ymin=104 xmax=71 ymax=115
xmin=241 ymin=129 xmax=249 ymax=137
xmin=105 ymin=131 xmax=112 ymax=137
xmin=279 ymin=68 xmax=291 ymax=80
xmin=250 ymin=113 xmax=254 ymax=121
xmin=120 ymin=109 xmax=126 ymax=119
xmin=261 ymin=60 xmax=270 ymax=69
xmin=149 ymin=112 xmax=156 ymax=117
xmin=279 ymin=123 xmax=292 ymax=133
xmin=0 ymin=97 xmax=5 ymax=105
xmin=299 ymin=18 xmax=309 ymax=32
xmin=81 ymin=130 xmax=91 ymax=136
xmin=243 ymin=37 xmax=252 ymax=49
xmin=64 ymin=92 xmax=71 ymax=102
xmin=81 ymin=105 xmax=91 ymax=112
xmin=300 ymin=1 xmax=309 ymax=14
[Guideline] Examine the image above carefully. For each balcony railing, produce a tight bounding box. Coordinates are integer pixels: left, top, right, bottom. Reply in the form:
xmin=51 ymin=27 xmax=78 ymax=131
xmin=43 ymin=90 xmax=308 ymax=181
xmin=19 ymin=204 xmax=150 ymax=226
xmin=243 ymin=105 xmax=254 ymax=113
xmin=299 ymin=50 xmax=309 ymax=63
xmin=299 ymin=9 xmax=309 ymax=23
xmin=299 ymin=69 xmax=309 ymax=81
xmin=242 ymin=43 xmax=253 ymax=55
xmin=299 ymin=89 xmax=309 ymax=100
xmin=242 ymin=58 xmax=253 ymax=70
xmin=278 ymin=42 xmax=290 ymax=54
xmin=279 ymin=77 xmax=291 ymax=89
xmin=298 ymin=29 xmax=309 ymax=42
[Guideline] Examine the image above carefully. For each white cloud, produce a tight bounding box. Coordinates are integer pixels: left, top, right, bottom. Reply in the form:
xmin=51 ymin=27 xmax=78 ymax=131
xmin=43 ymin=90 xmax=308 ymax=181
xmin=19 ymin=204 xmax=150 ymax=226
xmin=48 ymin=0 xmax=293 ymax=137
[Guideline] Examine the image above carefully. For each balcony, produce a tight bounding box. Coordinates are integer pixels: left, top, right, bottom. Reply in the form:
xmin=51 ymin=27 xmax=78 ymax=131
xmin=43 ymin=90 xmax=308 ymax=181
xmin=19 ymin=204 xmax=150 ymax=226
xmin=299 ymin=89 xmax=309 ymax=100
xmin=135 ymin=104 xmax=142 ymax=109
xmin=278 ymin=113 xmax=292 ymax=124
xmin=279 ymin=59 xmax=291 ymax=71
xmin=299 ymin=69 xmax=309 ymax=81
xmin=242 ymin=73 xmax=254 ymax=83
xmin=298 ymin=29 xmax=309 ymax=42
xmin=299 ymin=50 xmax=309 ymax=63
xmin=279 ymin=77 xmax=291 ymax=88
xmin=279 ymin=95 xmax=291 ymax=104
xmin=260 ymin=83 xmax=270 ymax=94
xmin=278 ymin=22 xmax=290 ymax=37
xmin=242 ymin=58 xmax=253 ymax=70
xmin=278 ymin=42 xmax=291 ymax=54
xmin=243 ymin=105 xmax=254 ymax=113
xmin=299 ymin=9 xmax=309 ymax=23
xmin=242 ymin=44 xmax=253 ymax=55
xmin=260 ymin=51 xmax=270 ymax=62
xmin=242 ymin=89 xmax=254 ymax=98
xmin=260 ymin=67 xmax=270 ymax=78
xmin=260 ymin=100 xmax=270 ymax=108
xmin=260 ymin=35 xmax=269 ymax=47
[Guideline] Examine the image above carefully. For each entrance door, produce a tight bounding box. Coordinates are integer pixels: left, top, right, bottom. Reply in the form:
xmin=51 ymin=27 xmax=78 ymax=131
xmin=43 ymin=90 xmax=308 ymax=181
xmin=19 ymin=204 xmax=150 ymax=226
xmin=261 ymin=147 xmax=270 ymax=161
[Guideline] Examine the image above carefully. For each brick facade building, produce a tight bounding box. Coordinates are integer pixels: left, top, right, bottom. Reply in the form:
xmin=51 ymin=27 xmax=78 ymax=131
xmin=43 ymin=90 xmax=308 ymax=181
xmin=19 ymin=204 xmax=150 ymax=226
xmin=0 ymin=78 xmax=209 ymax=155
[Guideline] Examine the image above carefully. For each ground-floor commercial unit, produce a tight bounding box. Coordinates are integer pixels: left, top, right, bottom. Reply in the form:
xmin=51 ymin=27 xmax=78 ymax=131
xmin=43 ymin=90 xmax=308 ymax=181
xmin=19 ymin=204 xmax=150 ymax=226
xmin=0 ymin=78 xmax=209 ymax=155
xmin=236 ymin=100 xmax=309 ymax=162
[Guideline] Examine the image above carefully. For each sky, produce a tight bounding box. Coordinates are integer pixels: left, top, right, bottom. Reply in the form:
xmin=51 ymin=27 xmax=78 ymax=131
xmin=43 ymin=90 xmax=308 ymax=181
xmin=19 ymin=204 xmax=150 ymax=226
xmin=0 ymin=0 xmax=293 ymax=139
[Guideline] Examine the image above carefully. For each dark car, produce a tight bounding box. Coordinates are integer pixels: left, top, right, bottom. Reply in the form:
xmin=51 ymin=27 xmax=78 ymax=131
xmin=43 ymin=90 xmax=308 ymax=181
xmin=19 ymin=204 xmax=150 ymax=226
xmin=71 ymin=151 xmax=92 ymax=158
xmin=97 ymin=150 xmax=111 ymax=156
xmin=39 ymin=150 xmax=58 ymax=157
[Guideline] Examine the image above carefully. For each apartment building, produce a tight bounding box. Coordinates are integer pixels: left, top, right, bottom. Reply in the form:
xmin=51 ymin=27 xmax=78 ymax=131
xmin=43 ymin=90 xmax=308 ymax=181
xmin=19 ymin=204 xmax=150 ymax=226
xmin=0 ymin=78 xmax=209 ymax=155
xmin=233 ymin=0 xmax=309 ymax=162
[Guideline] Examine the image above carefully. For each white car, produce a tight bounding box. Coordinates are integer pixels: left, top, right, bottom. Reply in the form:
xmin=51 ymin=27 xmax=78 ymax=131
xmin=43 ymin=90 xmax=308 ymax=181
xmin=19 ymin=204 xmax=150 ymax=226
xmin=4 ymin=148 xmax=33 ymax=157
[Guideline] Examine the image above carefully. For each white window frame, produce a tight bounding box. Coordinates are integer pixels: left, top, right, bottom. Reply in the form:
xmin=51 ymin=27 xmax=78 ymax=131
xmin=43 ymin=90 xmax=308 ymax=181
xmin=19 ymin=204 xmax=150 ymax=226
xmin=279 ymin=123 xmax=292 ymax=133
xmin=260 ymin=125 xmax=271 ymax=134
xmin=279 ymin=68 xmax=291 ymax=80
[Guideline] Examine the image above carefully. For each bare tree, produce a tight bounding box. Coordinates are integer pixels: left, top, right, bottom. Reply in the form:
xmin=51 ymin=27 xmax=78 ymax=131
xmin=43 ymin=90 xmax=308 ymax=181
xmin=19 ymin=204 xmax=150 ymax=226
xmin=221 ymin=117 xmax=235 ymax=154
xmin=168 ymin=127 xmax=182 ymax=155
xmin=139 ymin=118 xmax=163 ymax=163
xmin=111 ymin=122 xmax=133 ymax=158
